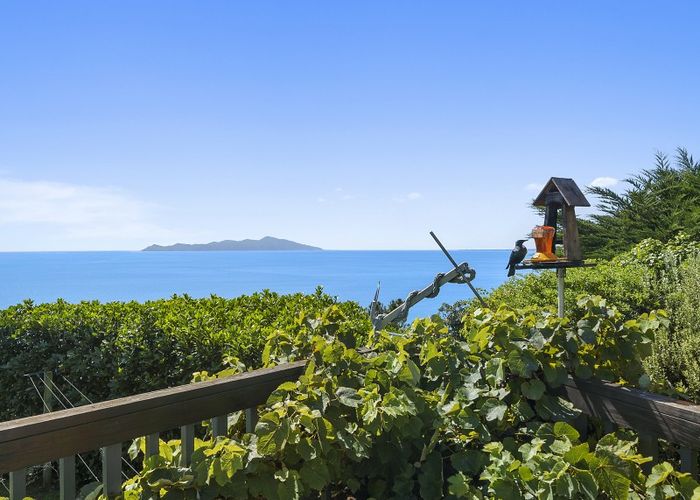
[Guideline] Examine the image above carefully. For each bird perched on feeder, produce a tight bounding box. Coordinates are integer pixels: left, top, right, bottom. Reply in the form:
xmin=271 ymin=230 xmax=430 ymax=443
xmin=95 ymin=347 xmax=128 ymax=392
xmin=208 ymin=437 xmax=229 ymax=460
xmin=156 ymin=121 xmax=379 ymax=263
xmin=506 ymin=239 xmax=529 ymax=277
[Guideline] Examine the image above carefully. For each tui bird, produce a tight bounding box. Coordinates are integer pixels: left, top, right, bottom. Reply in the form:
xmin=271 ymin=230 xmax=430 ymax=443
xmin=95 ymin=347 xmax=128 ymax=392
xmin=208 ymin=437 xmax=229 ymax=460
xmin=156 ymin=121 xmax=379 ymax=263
xmin=506 ymin=239 xmax=529 ymax=277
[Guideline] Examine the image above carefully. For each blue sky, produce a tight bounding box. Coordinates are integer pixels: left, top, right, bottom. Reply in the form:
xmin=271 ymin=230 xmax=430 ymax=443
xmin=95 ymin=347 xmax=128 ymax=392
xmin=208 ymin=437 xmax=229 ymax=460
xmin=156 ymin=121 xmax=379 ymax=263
xmin=0 ymin=1 xmax=698 ymax=251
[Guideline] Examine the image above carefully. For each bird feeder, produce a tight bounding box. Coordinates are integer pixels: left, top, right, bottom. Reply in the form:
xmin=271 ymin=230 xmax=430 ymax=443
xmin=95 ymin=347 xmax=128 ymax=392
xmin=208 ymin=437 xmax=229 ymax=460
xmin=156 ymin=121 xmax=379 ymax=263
xmin=533 ymin=177 xmax=590 ymax=262
xmin=515 ymin=177 xmax=594 ymax=318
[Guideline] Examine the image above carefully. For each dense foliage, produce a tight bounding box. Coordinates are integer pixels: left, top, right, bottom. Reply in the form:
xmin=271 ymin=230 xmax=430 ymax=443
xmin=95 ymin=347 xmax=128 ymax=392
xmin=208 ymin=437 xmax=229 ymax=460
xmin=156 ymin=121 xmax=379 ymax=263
xmin=0 ymin=289 xmax=369 ymax=421
xmin=579 ymin=148 xmax=700 ymax=259
xmin=439 ymin=257 xmax=650 ymax=334
xmin=441 ymin=234 xmax=700 ymax=404
xmin=634 ymin=236 xmax=700 ymax=400
xmin=108 ymin=299 xmax=700 ymax=499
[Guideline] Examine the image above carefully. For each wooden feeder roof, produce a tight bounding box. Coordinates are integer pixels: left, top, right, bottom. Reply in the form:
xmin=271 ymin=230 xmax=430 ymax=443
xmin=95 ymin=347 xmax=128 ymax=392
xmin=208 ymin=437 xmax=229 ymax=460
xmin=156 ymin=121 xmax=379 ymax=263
xmin=533 ymin=177 xmax=591 ymax=207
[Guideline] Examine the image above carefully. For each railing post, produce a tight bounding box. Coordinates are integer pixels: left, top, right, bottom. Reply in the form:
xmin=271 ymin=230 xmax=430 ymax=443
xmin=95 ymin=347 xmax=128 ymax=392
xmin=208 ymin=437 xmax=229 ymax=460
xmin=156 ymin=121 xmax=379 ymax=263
xmin=245 ymin=407 xmax=258 ymax=433
xmin=59 ymin=455 xmax=76 ymax=500
xmin=9 ymin=469 xmax=26 ymax=500
xmin=180 ymin=424 xmax=195 ymax=466
xmin=145 ymin=433 xmax=159 ymax=458
xmin=43 ymin=370 xmax=55 ymax=488
xmin=211 ymin=415 xmax=227 ymax=438
xmin=573 ymin=413 xmax=588 ymax=440
xmin=679 ymin=446 xmax=699 ymax=479
xmin=102 ymin=443 xmax=122 ymax=498
xmin=602 ymin=419 xmax=616 ymax=435
xmin=638 ymin=433 xmax=659 ymax=473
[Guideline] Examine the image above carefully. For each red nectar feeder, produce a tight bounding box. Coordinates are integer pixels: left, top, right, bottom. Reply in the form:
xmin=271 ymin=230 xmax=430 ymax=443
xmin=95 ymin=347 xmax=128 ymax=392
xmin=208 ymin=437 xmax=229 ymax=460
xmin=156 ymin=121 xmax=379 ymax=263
xmin=530 ymin=225 xmax=557 ymax=262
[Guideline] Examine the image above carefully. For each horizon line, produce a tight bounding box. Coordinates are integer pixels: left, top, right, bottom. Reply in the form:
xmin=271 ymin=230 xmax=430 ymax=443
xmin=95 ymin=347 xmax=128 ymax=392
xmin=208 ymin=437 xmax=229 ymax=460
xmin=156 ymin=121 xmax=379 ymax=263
xmin=0 ymin=248 xmax=512 ymax=253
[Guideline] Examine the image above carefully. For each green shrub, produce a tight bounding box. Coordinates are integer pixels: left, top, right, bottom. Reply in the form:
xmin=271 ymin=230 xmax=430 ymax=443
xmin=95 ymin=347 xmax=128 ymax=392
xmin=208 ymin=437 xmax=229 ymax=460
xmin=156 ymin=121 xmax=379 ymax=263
xmin=644 ymin=255 xmax=700 ymax=400
xmin=440 ymin=255 xmax=651 ymax=334
xmin=112 ymin=300 xmax=699 ymax=499
xmin=0 ymin=289 xmax=370 ymax=421
xmin=441 ymin=235 xmax=700 ymax=403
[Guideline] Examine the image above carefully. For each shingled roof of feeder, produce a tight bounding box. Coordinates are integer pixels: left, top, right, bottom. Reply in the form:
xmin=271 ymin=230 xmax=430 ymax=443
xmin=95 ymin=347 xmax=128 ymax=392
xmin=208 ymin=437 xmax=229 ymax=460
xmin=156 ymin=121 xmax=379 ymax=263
xmin=533 ymin=177 xmax=591 ymax=207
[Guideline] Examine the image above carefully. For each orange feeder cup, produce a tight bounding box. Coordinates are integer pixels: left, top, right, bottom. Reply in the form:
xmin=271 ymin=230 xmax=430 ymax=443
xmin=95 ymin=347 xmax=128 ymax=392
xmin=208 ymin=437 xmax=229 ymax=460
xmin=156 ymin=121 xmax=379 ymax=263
xmin=531 ymin=225 xmax=557 ymax=262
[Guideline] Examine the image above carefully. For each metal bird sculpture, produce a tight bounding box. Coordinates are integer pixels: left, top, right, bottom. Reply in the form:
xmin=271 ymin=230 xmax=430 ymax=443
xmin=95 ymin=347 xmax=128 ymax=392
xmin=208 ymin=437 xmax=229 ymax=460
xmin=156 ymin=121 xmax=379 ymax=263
xmin=506 ymin=239 xmax=529 ymax=277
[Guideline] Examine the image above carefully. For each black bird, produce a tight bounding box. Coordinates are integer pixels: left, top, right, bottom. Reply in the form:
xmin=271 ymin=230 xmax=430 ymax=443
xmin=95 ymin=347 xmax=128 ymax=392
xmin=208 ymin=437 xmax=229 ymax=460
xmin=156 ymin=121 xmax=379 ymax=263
xmin=506 ymin=239 xmax=529 ymax=277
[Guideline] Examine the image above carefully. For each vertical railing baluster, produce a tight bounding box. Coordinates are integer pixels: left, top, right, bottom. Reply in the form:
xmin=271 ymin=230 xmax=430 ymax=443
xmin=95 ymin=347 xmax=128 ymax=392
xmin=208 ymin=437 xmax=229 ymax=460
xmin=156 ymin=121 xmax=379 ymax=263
xmin=59 ymin=455 xmax=76 ymax=500
xmin=211 ymin=415 xmax=227 ymax=438
xmin=9 ymin=469 xmax=26 ymax=500
xmin=679 ymin=446 xmax=699 ymax=479
xmin=145 ymin=433 xmax=159 ymax=458
xmin=245 ymin=407 xmax=258 ymax=433
xmin=602 ymin=419 xmax=616 ymax=435
xmin=102 ymin=443 xmax=122 ymax=498
xmin=43 ymin=370 xmax=55 ymax=489
xmin=638 ymin=433 xmax=659 ymax=473
xmin=573 ymin=413 xmax=588 ymax=440
xmin=180 ymin=424 xmax=195 ymax=466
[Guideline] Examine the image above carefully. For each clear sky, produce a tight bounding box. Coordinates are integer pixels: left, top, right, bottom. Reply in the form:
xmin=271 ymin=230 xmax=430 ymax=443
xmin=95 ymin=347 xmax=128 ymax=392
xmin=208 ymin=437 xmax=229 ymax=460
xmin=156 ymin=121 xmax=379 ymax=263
xmin=1 ymin=1 xmax=698 ymax=251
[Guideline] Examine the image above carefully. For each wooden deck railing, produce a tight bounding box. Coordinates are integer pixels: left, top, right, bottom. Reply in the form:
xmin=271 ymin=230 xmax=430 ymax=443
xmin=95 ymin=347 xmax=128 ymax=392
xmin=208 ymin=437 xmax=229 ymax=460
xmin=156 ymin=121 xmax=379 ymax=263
xmin=2 ymin=363 xmax=699 ymax=499
xmin=0 ymin=361 xmax=306 ymax=499
xmin=562 ymin=377 xmax=700 ymax=477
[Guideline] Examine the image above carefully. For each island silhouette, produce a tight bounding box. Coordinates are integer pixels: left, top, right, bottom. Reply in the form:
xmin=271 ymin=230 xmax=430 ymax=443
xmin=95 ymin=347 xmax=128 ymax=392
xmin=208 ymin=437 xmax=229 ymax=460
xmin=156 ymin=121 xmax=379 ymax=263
xmin=142 ymin=236 xmax=322 ymax=251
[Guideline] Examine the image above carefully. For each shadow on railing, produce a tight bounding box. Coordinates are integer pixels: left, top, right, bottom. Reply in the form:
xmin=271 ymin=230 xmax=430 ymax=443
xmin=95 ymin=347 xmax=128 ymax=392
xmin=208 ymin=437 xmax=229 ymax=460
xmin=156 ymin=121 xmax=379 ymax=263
xmin=0 ymin=361 xmax=306 ymax=499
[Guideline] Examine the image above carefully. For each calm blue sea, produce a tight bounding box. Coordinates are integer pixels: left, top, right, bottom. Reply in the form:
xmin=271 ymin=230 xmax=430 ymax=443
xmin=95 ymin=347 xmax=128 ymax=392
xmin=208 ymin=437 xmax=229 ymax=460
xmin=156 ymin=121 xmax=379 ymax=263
xmin=0 ymin=250 xmax=515 ymax=319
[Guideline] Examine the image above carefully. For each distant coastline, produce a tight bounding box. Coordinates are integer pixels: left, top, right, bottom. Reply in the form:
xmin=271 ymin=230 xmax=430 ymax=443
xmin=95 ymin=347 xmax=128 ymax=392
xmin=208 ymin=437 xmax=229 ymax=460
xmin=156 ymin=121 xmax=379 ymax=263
xmin=142 ymin=236 xmax=322 ymax=252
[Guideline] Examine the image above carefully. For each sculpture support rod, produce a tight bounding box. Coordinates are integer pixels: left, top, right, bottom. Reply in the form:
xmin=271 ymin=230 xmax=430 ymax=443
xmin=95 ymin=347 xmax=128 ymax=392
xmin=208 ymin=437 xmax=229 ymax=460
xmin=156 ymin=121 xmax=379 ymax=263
xmin=374 ymin=264 xmax=471 ymax=330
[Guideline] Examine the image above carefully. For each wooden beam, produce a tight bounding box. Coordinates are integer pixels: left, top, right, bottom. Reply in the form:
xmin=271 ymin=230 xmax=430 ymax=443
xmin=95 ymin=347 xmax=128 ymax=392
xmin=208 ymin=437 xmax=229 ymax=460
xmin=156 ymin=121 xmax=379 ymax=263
xmin=562 ymin=206 xmax=582 ymax=261
xmin=0 ymin=362 xmax=306 ymax=472
xmin=562 ymin=377 xmax=700 ymax=448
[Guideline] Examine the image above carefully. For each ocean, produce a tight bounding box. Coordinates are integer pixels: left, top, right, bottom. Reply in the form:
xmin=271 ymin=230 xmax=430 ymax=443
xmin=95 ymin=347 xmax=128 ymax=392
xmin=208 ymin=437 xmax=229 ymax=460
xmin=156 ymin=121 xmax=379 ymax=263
xmin=0 ymin=250 xmax=516 ymax=319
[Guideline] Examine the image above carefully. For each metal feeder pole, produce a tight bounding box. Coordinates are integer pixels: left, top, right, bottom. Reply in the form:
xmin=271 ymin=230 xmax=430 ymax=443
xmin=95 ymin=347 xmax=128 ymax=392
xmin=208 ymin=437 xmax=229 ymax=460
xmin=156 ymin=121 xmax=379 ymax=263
xmin=556 ymin=268 xmax=565 ymax=318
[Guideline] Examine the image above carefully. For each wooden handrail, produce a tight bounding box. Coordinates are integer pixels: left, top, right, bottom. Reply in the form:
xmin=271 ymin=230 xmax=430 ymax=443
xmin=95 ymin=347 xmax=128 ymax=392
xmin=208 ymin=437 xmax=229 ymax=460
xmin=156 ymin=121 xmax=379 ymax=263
xmin=0 ymin=361 xmax=306 ymax=473
xmin=563 ymin=377 xmax=700 ymax=447
xmin=2 ymin=364 xmax=699 ymax=497
xmin=562 ymin=377 xmax=700 ymax=478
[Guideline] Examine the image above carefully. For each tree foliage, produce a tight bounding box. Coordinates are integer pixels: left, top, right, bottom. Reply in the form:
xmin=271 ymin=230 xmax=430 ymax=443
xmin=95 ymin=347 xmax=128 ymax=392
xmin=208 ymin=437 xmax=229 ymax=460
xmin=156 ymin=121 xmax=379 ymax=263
xmin=580 ymin=148 xmax=700 ymax=259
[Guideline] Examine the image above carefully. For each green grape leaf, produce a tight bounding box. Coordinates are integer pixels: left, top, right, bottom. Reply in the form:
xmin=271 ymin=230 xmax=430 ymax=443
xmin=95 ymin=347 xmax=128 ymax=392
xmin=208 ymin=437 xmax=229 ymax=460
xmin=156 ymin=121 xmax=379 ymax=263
xmin=482 ymin=398 xmax=508 ymax=421
xmin=300 ymin=458 xmax=330 ymax=491
xmin=522 ymin=379 xmax=546 ymax=400
xmin=336 ymin=386 xmax=362 ymax=407
xmin=508 ymin=350 xmax=539 ymax=378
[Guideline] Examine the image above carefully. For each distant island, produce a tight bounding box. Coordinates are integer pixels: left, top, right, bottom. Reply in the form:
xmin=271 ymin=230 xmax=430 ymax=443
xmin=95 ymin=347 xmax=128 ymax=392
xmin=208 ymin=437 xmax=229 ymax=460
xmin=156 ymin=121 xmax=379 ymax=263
xmin=142 ymin=236 xmax=322 ymax=252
